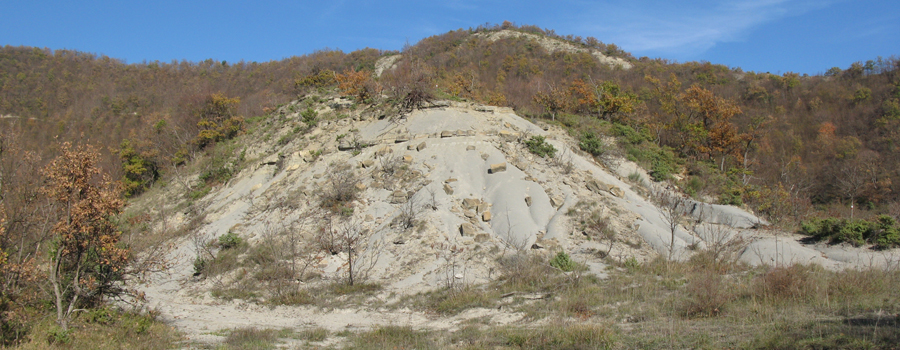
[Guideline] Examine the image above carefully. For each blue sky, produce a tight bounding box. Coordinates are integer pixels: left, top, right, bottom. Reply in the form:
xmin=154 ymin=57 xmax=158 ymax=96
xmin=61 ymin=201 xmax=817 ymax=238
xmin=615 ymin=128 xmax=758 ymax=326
xmin=2 ymin=0 xmax=897 ymax=75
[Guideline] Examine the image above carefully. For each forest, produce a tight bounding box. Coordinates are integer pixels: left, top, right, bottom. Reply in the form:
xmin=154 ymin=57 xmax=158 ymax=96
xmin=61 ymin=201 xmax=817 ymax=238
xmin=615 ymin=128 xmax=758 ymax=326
xmin=0 ymin=21 xmax=898 ymax=345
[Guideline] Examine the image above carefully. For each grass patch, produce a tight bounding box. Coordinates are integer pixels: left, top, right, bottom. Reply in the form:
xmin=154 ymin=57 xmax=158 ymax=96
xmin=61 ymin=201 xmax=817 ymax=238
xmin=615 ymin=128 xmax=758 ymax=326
xmin=347 ymin=326 xmax=435 ymax=350
xmin=221 ymin=327 xmax=278 ymax=350
xmin=17 ymin=308 xmax=178 ymax=350
xmin=294 ymin=327 xmax=330 ymax=342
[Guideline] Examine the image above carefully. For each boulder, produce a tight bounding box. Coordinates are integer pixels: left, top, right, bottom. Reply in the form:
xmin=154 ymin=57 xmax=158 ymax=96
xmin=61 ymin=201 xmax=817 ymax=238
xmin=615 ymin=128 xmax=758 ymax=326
xmin=499 ymin=130 xmax=518 ymax=142
xmin=586 ymin=180 xmax=609 ymax=194
xmin=524 ymin=196 xmax=532 ymax=207
xmin=443 ymin=183 xmax=454 ymax=195
xmin=550 ymin=196 xmax=564 ymax=208
xmin=416 ymin=142 xmax=427 ymax=151
xmin=609 ymin=186 xmax=625 ymax=198
xmin=403 ymin=155 xmax=413 ymax=163
xmin=464 ymin=210 xmax=477 ymax=218
xmin=489 ymin=162 xmax=507 ymax=174
xmin=390 ymin=190 xmax=407 ymax=204
xmin=395 ymin=134 xmax=410 ymax=143
xmin=441 ymin=130 xmax=453 ymax=138
xmin=355 ymin=183 xmax=367 ymax=191
xmin=338 ymin=139 xmax=354 ymax=151
xmin=466 ymin=145 xmax=476 ymax=151
xmin=459 ymin=223 xmax=477 ymax=236
xmin=474 ymin=233 xmax=491 ymax=243
xmin=462 ymin=198 xmax=480 ymax=210
xmin=375 ymin=146 xmax=393 ymax=157
xmin=482 ymin=211 xmax=492 ymax=222
xmin=360 ymin=160 xmax=375 ymax=168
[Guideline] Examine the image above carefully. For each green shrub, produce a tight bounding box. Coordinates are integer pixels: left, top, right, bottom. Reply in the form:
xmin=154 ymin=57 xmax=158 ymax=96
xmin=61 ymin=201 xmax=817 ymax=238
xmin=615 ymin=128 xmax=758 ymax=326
xmin=579 ymin=132 xmax=606 ymax=157
xmin=301 ymin=107 xmax=318 ymax=128
xmin=193 ymin=256 xmax=208 ymax=275
xmin=550 ymin=251 xmax=576 ymax=272
xmin=524 ymin=135 xmax=557 ymax=158
xmin=801 ymin=215 xmax=900 ymax=248
xmin=611 ymin=123 xmax=650 ymax=145
xmin=218 ymin=231 xmax=243 ymax=250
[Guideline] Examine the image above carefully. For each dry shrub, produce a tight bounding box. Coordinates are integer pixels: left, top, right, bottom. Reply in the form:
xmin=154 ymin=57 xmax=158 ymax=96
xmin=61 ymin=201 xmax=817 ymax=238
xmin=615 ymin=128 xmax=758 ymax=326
xmin=682 ymin=272 xmax=732 ymax=317
xmin=321 ymin=162 xmax=359 ymax=211
xmin=754 ymin=265 xmax=819 ymax=302
xmin=497 ymin=253 xmax=555 ymax=292
xmin=826 ymin=267 xmax=898 ymax=313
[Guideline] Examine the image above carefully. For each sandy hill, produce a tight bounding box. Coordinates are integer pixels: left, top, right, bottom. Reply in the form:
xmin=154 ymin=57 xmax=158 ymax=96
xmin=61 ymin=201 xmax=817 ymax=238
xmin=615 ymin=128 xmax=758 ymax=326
xmin=130 ymin=95 xmax=898 ymax=346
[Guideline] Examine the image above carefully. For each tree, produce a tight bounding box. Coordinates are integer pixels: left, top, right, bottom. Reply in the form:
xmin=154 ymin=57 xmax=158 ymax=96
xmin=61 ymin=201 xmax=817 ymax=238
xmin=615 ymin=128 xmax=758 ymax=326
xmin=532 ymin=84 xmax=568 ymax=121
xmin=335 ymin=69 xmax=379 ymax=102
xmin=42 ymin=142 xmax=127 ymax=330
xmin=118 ymin=139 xmax=160 ymax=197
xmin=193 ymin=94 xmax=244 ymax=149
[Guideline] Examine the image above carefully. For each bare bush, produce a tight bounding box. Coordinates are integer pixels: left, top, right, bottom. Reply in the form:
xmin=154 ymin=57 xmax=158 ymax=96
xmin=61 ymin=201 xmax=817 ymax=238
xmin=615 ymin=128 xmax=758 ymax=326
xmin=651 ymin=185 xmax=689 ymax=260
xmin=322 ymin=162 xmax=359 ymax=209
xmin=552 ymin=148 xmax=575 ymax=174
xmin=585 ymin=213 xmax=615 ymax=258
xmin=396 ymin=195 xmax=422 ymax=229
xmin=691 ymin=221 xmax=746 ymax=272
xmin=379 ymin=152 xmax=402 ymax=176
xmin=382 ymin=59 xmax=434 ymax=113
xmin=320 ymin=218 xmax=379 ymax=285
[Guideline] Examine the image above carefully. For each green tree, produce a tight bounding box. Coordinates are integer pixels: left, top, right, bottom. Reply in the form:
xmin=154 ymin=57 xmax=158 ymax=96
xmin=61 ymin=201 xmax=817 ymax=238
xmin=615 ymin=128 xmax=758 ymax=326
xmin=118 ymin=139 xmax=159 ymax=197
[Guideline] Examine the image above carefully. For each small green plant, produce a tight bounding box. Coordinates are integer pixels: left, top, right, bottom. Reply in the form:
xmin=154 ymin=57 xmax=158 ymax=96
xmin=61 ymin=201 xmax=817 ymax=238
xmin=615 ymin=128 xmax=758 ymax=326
xmin=550 ymin=251 xmax=576 ymax=272
xmin=193 ymin=256 xmax=208 ymax=275
xmin=627 ymin=171 xmax=643 ymax=183
xmin=579 ymin=132 xmax=606 ymax=157
xmin=301 ymin=107 xmax=318 ymax=128
xmin=524 ymin=135 xmax=557 ymax=158
xmin=623 ymin=256 xmax=641 ymax=272
xmin=47 ymin=326 xmax=72 ymax=344
xmin=218 ymin=231 xmax=242 ymax=250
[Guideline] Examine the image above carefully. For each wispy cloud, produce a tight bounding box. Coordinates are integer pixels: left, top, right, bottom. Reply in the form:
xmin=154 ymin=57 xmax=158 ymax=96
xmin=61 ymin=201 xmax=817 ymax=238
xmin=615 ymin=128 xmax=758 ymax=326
xmin=574 ymin=0 xmax=837 ymax=55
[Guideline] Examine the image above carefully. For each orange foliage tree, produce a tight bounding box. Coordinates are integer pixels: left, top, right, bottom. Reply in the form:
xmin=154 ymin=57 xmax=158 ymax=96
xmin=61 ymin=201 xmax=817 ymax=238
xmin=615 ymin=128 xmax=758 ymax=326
xmin=335 ymin=69 xmax=379 ymax=102
xmin=42 ymin=142 xmax=127 ymax=330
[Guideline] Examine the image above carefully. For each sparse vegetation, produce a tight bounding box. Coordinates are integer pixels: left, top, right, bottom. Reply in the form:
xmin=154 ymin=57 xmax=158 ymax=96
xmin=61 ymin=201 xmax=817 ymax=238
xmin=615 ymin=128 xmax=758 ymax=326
xmin=524 ymin=135 xmax=557 ymax=158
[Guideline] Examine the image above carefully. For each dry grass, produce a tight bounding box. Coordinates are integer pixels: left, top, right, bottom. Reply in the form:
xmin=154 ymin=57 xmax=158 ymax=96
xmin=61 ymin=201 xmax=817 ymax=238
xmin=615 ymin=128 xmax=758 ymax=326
xmin=16 ymin=309 xmax=179 ymax=350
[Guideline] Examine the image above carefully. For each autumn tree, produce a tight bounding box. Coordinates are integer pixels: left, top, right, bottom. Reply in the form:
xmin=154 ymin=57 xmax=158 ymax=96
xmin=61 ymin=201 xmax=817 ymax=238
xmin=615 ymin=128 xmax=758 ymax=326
xmin=532 ymin=83 xmax=569 ymax=121
xmin=335 ymin=69 xmax=379 ymax=102
xmin=192 ymin=94 xmax=244 ymax=149
xmin=42 ymin=142 xmax=128 ymax=330
xmin=569 ymin=79 xmax=638 ymax=121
